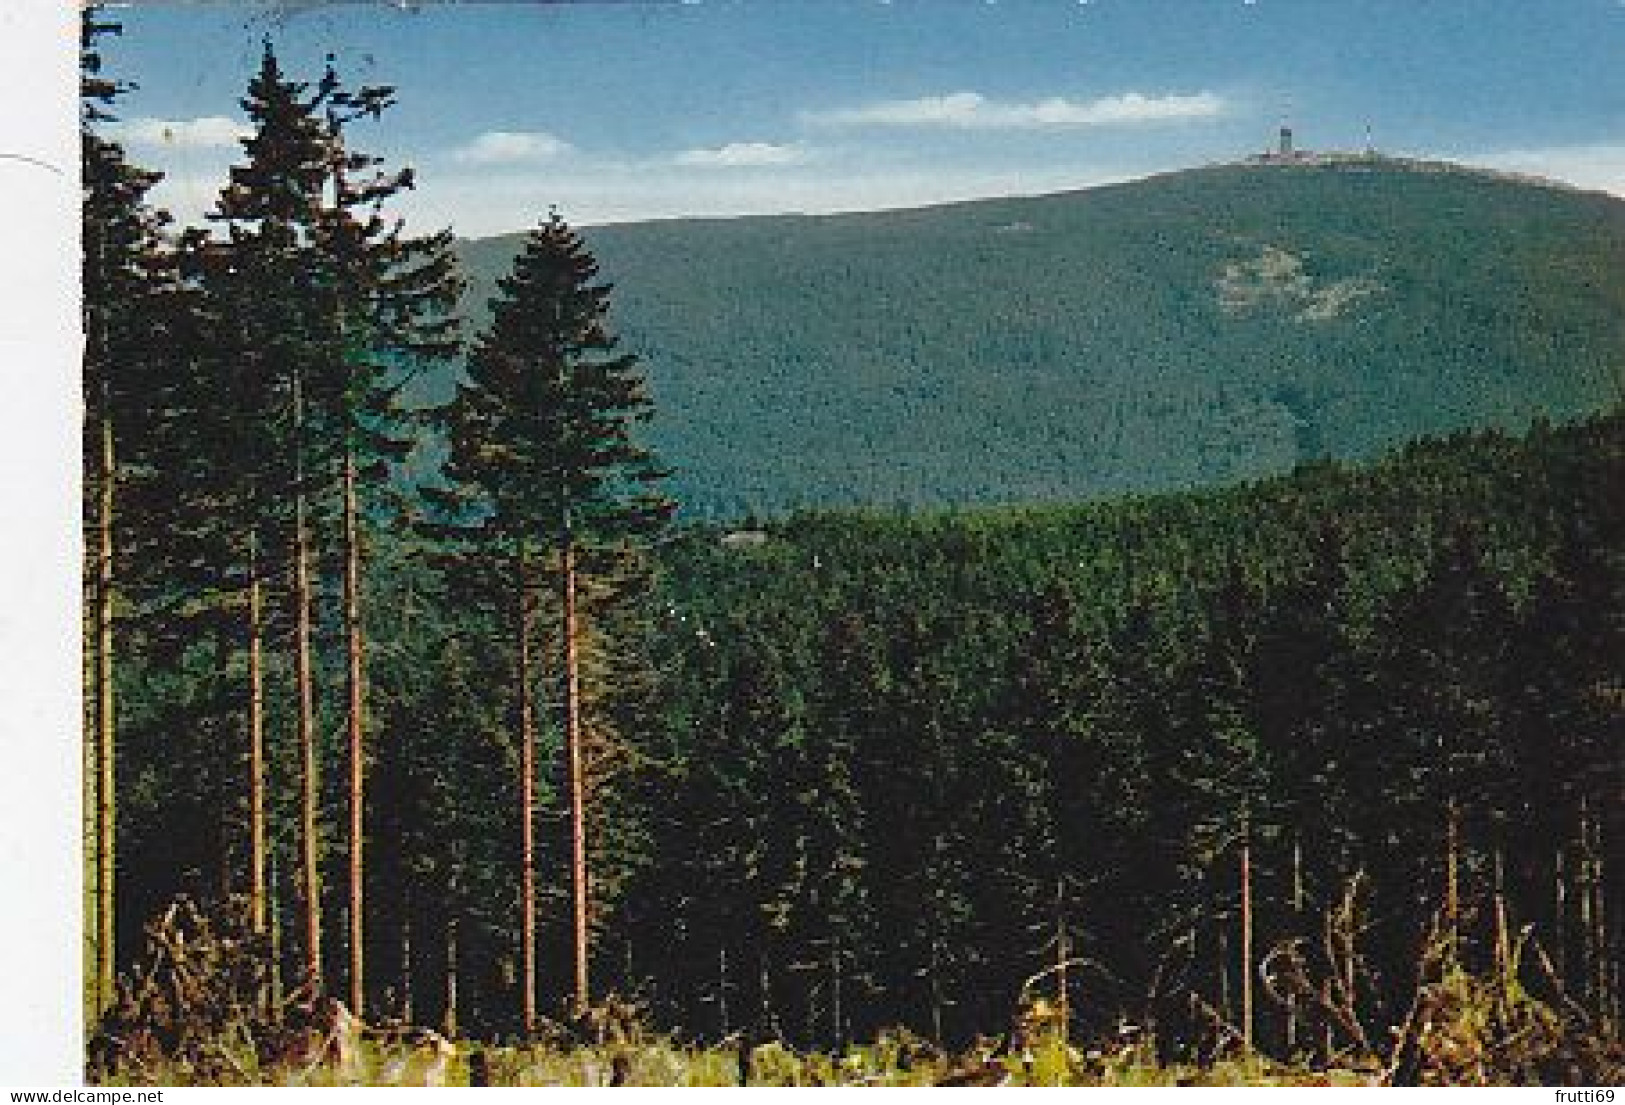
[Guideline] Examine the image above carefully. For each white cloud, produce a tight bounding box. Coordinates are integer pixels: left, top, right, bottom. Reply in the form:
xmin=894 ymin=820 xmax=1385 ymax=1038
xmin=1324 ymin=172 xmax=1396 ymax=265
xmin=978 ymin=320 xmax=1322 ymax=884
xmin=809 ymin=90 xmax=1226 ymax=130
xmin=452 ymin=130 xmax=573 ymax=166
xmin=673 ymin=141 xmax=809 ymax=168
xmin=1466 ymin=142 xmax=1625 ymax=197
xmin=401 ymin=162 xmax=1154 ymax=238
xmin=108 ymin=116 xmax=248 ymax=150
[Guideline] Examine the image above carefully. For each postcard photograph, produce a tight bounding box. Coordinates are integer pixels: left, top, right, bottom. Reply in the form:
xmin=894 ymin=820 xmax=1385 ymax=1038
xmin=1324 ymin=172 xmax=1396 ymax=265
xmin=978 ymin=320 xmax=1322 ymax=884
xmin=58 ymin=0 xmax=1625 ymax=1087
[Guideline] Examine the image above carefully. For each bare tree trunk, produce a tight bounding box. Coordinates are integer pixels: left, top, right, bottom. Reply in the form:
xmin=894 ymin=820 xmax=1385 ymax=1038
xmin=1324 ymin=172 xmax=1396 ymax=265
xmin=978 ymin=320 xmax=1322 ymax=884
xmin=247 ymin=534 xmax=269 ymax=1018
xmin=1493 ymin=848 xmax=1509 ymax=973
xmin=562 ymin=530 xmax=589 ymax=1013
xmin=94 ymin=409 xmax=116 ymax=1016
xmin=293 ymin=373 xmax=322 ymax=991
xmin=1055 ymin=880 xmax=1070 ymax=1054
xmin=1585 ymin=799 xmax=1608 ymax=1027
xmin=83 ymin=594 xmax=97 ymax=1021
xmin=444 ymin=910 xmax=460 ymax=1039
xmin=1599 ymin=814 xmax=1613 ymax=1032
xmin=1288 ymin=833 xmax=1303 ymax=1054
xmin=400 ymin=914 xmax=413 ymax=1024
xmin=517 ymin=549 xmax=537 ymax=1036
xmin=759 ymin=954 xmax=778 ymax=1042
xmin=270 ymin=851 xmax=284 ymax=1016
xmin=718 ymin=946 xmax=730 ymax=1036
xmin=248 ymin=535 xmax=267 ymax=939
xmin=830 ymin=938 xmax=845 ymax=1050
xmin=929 ymin=935 xmax=944 ymax=1045
xmin=1445 ymin=795 xmax=1461 ymax=958
xmin=1555 ymin=844 xmax=1568 ymax=990
xmin=1579 ymin=795 xmax=1595 ymax=1011
xmin=1241 ymin=822 xmax=1254 ymax=1055
xmin=1608 ymin=808 xmax=1620 ymax=1033
xmin=343 ymin=447 xmax=366 ymax=1016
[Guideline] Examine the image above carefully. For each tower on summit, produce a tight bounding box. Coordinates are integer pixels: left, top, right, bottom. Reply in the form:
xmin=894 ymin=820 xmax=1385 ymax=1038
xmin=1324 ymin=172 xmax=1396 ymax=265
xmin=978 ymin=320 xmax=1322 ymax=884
xmin=1249 ymin=116 xmax=1341 ymax=166
xmin=1247 ymin=116 xmax=1381 ymax=166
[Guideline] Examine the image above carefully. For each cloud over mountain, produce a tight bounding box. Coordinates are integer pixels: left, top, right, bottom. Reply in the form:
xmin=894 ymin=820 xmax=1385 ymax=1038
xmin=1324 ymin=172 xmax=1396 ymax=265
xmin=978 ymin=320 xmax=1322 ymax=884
xmin=809 ymin=90 xmax=1226 ymax=130
xmin=674 ymin=141 xmax=809 ymax=168
xmin=452 ymin=131 xmax=573 ymax=165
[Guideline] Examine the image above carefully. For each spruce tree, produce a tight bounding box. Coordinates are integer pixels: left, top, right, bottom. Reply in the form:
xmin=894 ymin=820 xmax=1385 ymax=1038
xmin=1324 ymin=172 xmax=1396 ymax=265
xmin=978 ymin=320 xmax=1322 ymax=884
xmin=312 ymin=60 xmax=464 ymax=1017
xmin=205 ymin=43 xmax=462 ymax=1010
xmin=1380 ymin=526 xmax=1516 ymax=949
xmin=439 ymin=210 xmax=671 ymax=1023
xmin=206 ymin=41 xmax=336 ymax=993
xmin=80 ymin=3 xmax=177 ymax=1018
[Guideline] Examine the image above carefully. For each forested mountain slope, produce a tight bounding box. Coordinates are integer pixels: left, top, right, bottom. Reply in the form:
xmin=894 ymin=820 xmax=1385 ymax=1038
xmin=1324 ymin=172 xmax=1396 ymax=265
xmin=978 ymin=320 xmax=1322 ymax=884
xmin=458 ymin=160 xmax=1625 ymax=516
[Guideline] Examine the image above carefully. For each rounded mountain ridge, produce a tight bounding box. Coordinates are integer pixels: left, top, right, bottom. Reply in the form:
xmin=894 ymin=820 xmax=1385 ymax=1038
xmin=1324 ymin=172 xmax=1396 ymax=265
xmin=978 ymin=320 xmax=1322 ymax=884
xmin=454 ymin=161 xmax=1625 ymax=518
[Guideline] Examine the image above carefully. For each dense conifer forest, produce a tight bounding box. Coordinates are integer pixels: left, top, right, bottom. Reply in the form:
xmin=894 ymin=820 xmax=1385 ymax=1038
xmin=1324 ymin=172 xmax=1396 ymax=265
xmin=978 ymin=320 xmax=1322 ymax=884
xmin=110 ymin=409 xmax=1625 ymax=1048
xmin=81 ymin=8 xmax=1621 ymax=1085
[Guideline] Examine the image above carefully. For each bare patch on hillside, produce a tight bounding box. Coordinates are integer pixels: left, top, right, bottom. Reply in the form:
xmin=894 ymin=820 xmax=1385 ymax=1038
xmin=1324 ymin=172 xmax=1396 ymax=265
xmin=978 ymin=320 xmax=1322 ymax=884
xmin=1217 ymin=245 xmax=1383 ymax=322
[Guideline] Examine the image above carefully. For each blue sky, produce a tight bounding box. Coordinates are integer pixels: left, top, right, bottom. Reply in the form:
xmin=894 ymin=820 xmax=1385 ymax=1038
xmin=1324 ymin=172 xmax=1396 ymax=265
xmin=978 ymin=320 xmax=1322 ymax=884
xmin=102 ymin=0 xmax=1625 ymax=237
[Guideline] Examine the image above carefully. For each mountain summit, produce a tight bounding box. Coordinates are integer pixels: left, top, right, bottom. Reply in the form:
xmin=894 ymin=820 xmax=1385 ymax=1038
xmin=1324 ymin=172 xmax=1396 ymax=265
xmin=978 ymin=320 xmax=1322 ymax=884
xmin=457 ymin=160 xmax=1625 ymax=517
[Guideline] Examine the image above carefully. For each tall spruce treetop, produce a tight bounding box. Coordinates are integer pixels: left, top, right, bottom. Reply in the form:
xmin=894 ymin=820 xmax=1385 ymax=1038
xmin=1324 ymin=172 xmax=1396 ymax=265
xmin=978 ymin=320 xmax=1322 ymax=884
xmin=443 ymin=210 xmax=671 ymax=546
xmin=214 ymin=42 xmax=330 ymax=268
xmin=313 ymin=60 xmax=463 ymax=480
xmin=205 ymin=41 xmax=333 ymax=474
xmin=204 ymin=42 xmax=464 ymax=534
xmin=82 ymin=6 xmax=174 ymax=500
